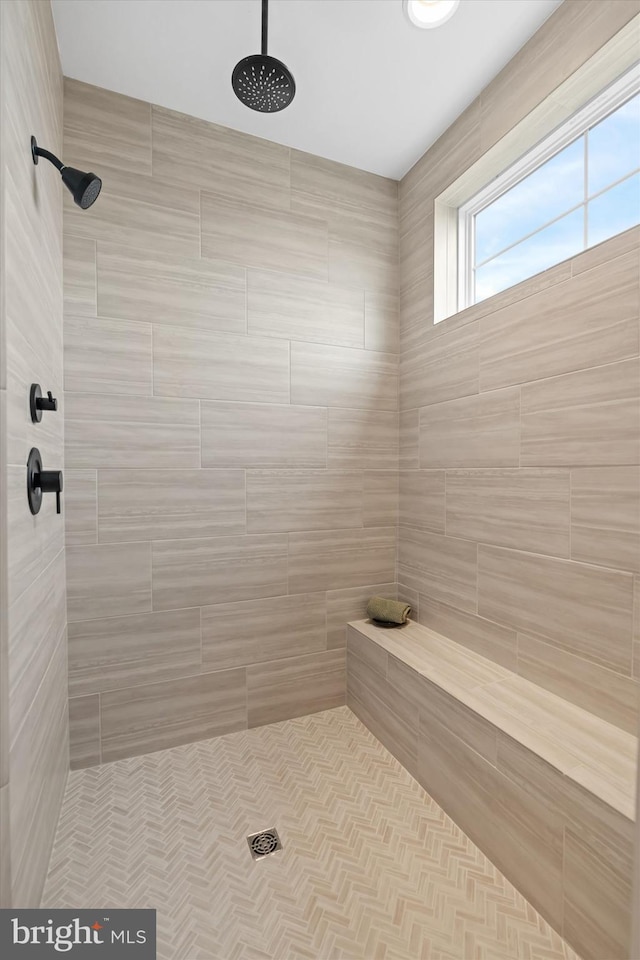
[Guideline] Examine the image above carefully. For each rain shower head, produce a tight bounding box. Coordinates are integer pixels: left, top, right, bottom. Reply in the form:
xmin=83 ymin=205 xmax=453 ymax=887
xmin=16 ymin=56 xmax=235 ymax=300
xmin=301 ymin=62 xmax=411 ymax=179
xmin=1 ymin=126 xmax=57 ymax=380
xmin=31 ymin=136 xmax=102 ymax=209
xmin=232 ymin=0 xmax=295 ymax=113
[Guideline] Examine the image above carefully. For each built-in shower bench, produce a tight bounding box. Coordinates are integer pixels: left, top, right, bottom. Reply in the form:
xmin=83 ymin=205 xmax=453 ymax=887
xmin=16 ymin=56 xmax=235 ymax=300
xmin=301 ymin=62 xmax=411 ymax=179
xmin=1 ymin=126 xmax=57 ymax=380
xmin=346 ymin=617 xmax=637 ymax=960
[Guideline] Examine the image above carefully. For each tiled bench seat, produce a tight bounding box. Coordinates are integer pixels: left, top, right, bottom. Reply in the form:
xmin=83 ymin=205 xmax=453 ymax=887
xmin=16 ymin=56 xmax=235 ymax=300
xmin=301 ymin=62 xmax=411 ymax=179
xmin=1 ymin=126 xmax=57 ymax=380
xmin=346 ymin=618 xmax=638 ymax=960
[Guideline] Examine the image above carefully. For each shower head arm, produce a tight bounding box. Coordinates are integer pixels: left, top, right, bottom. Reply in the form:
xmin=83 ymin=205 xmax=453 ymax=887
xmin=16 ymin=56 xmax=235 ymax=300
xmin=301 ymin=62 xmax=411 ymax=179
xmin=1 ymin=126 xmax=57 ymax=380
xmin=31 ymin=137 xmax=63 ymax=171
xmin=261 ymin=0 xmax=268 ymax=55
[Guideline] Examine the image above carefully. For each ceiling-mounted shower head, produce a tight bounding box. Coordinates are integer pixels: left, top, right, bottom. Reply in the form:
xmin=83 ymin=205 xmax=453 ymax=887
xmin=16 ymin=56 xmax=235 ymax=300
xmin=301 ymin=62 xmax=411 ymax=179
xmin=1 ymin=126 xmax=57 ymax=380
xmin=31 ymin=136 xmax=102 ymax=209
xmin=232 ymin=0 xmax=295 ymax=113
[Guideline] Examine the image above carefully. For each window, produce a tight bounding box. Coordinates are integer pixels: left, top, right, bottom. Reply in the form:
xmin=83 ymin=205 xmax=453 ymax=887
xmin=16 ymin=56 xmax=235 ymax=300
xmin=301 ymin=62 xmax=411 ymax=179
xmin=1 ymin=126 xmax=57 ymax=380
xmin=457 ymin=65 xmax=640 ymax=309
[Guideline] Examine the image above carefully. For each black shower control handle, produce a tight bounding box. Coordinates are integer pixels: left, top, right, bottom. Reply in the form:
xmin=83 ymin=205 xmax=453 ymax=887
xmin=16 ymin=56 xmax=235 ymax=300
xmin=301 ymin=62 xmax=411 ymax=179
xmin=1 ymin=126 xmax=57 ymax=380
xmin=37 ymin=470 xmax=63 ymax=514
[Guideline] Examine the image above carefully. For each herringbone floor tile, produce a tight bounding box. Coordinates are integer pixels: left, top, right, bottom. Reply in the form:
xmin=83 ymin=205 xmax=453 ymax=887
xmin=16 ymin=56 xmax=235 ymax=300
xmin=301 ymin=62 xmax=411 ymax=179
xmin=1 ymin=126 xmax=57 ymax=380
xmin=42 ymin=707 xmax=580 ymax=960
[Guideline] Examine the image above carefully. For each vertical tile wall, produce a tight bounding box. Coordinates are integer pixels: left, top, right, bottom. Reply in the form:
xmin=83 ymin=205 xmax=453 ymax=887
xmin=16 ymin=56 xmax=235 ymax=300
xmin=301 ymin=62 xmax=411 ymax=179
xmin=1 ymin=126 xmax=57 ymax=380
xmin=398 ymin=0 xmax=640 ymax=739
xmin=62 ymin=80 xmax=399 ymax=765
xmin=1 ymin=0 xmax=67 ymax=906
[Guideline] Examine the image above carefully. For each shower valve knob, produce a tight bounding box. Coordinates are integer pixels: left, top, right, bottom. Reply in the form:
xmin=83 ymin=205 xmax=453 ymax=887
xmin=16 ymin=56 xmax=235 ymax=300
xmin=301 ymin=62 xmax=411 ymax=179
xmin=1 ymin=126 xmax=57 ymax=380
xmin=30 ymin=383 xmax=58 ymax=422
xmin=27 ymin=448 xmax=63 ymax=515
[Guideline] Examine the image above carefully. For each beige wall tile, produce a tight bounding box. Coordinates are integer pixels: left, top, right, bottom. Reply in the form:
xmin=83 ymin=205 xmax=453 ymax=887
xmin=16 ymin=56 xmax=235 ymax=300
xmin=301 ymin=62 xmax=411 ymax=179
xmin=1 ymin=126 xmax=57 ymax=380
xmin=327 ymin=408 xmax=398 ymax=471
xmin=64 ymin=164 xmax=200 ymax=259
xmin=247 ymin=470 xmax=363 ymax=533
xmin=6 ymin=323 xmax=63 ymax=467
xmin=328 ymin=239 xmax=397 ymax=295
xmin=247 ymin=650 xmax=345 ymax=727
xmin=326 ymin=583 xmax=397 ymax=648
xmin=363 ymin=471 xmax=398 ymax=527
xmin=64 ymin=315 xmax=153 ymax=396
xmin=64 ymin=78 xmax=151 ymax=174
xmin=417 ymin=595 xmax=518 ymax=671
xmin=446 ymin=468 xmax=570 ymax=557
xmin=98 ymin=468 xmax=245 ymax=542
xmin=97 ymin=244 xmax=246 ymax=334
xmin=288 ymin=528 xmax=396 ymax=594
xmin=101 ymin=669 xmax=247 ymax=762
xmin=69 ymin=695 xmax=100 ymax=769
xmin=416 ymin=712 xmax=564 ymax=931
xmin=634 ymin=578 xmax=640 ymax=681
xmin=153 ymin=105 xmax=290 ymax=208
xmin=478 ymin=544 xmax=634 ymax=675
xmin=364 ymin=292 xmax=399 ymax=354
xmin=7 ymin=465 xmax=64 ymax=607
xmin=347 ymin=648 xmax=417 ymax=774
xmin=152 ymin=534 xmax=288 ymax=611
xmin=202 ymin=401 xmax=327 ymax=469
xmin=399 ymin=409 xmax=419 ymax=469
xmin=401 ymin=321 xmax=479 ymax=409
xmin=401 ymin=98 xmax=482 ymax=201
xmin=247 ymin=269 xmax=364 ymax=347
xmin=67 ymin=541 xmax=152 ymax=622
xmin=517 ymin=631 xmax=639 ymax=735
xmin=291 ymin=342 xmax=398 ymax=411
xmin=153 ymin=326 xmax=290 ymax=404
xmin=65 ymin=393 xmax=200 ymax=469
xmin=399 ymin=470 xmax=445 ymax=534
xmin=571 ymin=224 xmax=639 ymax=276
xmin=346 ymin=624 xmax=390 ymax=677
xmin=419 ymin=387 xmax=520 ymax=468
xmin=520 ymin=358 xmax=640 ymax=466
xmin=68 ymin=608 xmax=201 ymax=697
xmin=480 ymin=253 xmax=639 ymax=392
xmin=398 ymin=527 xmax=477 ymax=612
xmin=64 ymin=470 xmax=97 ymax=545
xmin=564 ymin=827 xmax=632 ymax=960
xmin=202 ymin=593 xmax=326 ymax=670
xmin=201 ymin=193 xmax=328 ymax=279
xmin=64 ymin=235 xmax=95 ymax=318
xmin=571 ymin=467 xmax=640 ymax=573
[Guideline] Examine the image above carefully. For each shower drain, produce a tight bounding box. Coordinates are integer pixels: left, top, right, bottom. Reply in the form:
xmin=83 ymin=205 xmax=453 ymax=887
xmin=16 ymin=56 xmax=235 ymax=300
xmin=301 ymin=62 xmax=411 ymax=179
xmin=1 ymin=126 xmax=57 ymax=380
xmin=246 ymin=827 xmax=282 ymax=860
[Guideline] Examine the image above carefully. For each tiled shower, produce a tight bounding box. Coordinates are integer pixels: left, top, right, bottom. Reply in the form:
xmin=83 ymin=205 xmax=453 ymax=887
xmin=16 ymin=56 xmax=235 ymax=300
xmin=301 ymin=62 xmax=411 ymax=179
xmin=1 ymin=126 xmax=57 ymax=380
xmin=1 ymin=1 xmax=639 ymax=958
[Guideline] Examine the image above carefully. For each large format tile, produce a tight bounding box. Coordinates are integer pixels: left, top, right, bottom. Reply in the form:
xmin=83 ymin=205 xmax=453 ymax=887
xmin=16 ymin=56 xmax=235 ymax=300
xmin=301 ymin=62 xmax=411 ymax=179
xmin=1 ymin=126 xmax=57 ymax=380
xmin=68 ymin=695 xmax=100 ymax=769
xmin=97 ymin=244 xmax=246 ymax=334
xmin=478 ymin=544 xmax=634 ymax=675
xmin=517 ymin=631 xmax=639 ymax=735
xmin=291 ymin=342 xmax=398 ymax=411
xmin=64 ymin=78 xmax=151 ymax=175
xmin=201 ymin=193 xmax=328 ymax=279
xmin=520 ymin=358 xmax=640 ymax=466
xmin=397 ymin=527 xmax=477 ymax=612
xmin=365 ymin=292 xmax=399 ymax=354
xmin=419 ymin=387 xmax=520 ymax=468
xmin=288 ymin=528 xmax=396 ymax=594
xmin=247 ymin=650 xmax=345 ymax=727
xmin=64 ymin=164 xmax=200 ymax=259
xmin=326 ymin=582 xmax=397 ymax=648
xmin=247 ymin=269 xmax=363 ymax=347
xmin=64 ymin=470 xmax=97 ymax=545
xmin=152 ymin=535 xmax=288 ymax=610
xmin=68 ymin=608 xmax=202 ymax=697
xmin=101 ymin=669 xmax=247 ymax=762
xmin=98 ymin=469 xmax=245 ymax=542
xmin=417 ymin=596 xmax=518 ymax=671
xmin=152 ymin=105 xmax=290 ymax=208
xmin=570 ymin=466 xmax=640 ymax=573
xmin=65 ymin=393 xmax=200 ymax=469
xmin=201 ymin=401 xmax=327 ymax=469
xmin=399 ymin=409 xmax=419 ymax=469
xmin=66 ymin=542 xmax=152 ymax=622
xmin=64 ymin=315 xmax=152 ymax=396
xmin=399 ymin=470 xmax=445 ymax=533
xmin=445 ymin=468 xmax=570 ymax=557
xmin=7 ymin=465 xmax=64 ymax=606
xmin=401 ymin=320 xmax=479 ymax=409
xmin=247 ymin=470 xmax=363 ymax=533
xmin=63 ymin=235 xmax=95 ymax=318
xmin=363 ymin=470 xmax=398 ymax=527
xmin=327 ymin=408 xmax=398 ymax=470
xmin=153 ymin=326 xmax=290 ymax=404
xmin=202 ymin=593 xmax=326 ymax=671
xmin=480 ymin=252 xmax=639 ymax=391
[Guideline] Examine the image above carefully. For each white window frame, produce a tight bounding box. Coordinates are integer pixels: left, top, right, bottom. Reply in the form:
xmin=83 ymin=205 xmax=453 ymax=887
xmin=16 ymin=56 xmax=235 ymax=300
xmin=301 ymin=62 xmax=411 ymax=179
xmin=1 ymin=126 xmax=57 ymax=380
xmin=456 ymin=61 xmax=640 ymax=313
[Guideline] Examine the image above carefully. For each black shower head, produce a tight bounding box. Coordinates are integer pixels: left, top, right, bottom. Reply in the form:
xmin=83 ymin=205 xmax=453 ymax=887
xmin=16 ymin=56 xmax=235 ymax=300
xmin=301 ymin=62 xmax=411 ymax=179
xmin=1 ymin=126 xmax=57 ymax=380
xmin=31 ymin=136 xmax=102 ymax=209
xmin=232 ymin=0 xmax=295 ymax=113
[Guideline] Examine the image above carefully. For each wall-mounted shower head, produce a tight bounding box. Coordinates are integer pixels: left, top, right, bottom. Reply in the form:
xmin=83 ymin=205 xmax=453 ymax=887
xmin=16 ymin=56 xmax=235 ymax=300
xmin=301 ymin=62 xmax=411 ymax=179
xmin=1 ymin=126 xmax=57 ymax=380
xmin=31 ymin=136 xmax=102 ymax=209
xmin=232 ymin=0 xmax=295 ymax=113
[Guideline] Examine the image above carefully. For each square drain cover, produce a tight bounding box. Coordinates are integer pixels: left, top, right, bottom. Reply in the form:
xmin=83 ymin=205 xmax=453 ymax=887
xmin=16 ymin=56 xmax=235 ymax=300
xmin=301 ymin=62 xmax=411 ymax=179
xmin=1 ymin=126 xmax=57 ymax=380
xmin=247 ymin=827 xmax=282 ymax=860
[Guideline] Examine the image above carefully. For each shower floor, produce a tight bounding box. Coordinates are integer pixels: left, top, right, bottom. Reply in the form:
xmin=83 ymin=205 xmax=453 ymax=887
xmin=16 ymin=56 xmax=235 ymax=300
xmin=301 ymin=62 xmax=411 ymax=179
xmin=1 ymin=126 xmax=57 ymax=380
xmin=42 ymin=707 xmax=580 ymax=960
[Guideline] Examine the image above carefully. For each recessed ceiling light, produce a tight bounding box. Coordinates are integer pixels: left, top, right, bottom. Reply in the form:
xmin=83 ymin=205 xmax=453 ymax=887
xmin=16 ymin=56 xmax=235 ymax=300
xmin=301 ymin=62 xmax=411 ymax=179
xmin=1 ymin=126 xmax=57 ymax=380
xmin=403 ymin=0 xmax=460 ymax=29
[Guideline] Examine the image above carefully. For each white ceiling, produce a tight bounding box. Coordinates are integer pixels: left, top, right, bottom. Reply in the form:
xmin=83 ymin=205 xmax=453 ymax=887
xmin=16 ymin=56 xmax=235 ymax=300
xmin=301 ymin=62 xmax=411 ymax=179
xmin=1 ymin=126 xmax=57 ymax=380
xmin=51 ymin=0 xmax=562 ymax=180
